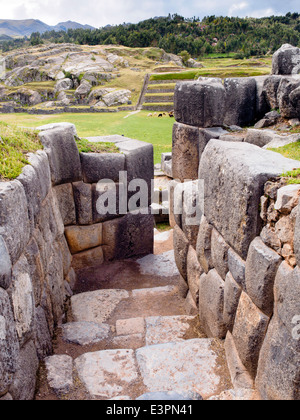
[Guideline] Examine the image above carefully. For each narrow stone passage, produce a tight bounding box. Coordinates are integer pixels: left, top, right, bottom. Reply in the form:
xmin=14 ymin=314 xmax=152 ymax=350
xmin=35 ymin=230 xmax=232 ymax=401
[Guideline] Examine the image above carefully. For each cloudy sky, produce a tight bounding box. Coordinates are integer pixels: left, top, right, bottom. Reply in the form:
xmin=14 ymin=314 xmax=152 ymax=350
xmin=1 ymin=0 xmax=299 ymax=27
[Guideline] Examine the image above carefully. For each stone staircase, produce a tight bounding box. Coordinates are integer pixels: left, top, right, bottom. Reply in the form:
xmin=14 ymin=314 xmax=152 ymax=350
xmin=36 ymin=230 xmax=233 ymax=401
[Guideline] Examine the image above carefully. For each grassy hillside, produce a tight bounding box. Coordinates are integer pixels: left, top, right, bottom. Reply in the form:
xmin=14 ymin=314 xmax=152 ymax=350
xmin=4 ymin=13 xmax=299 ymax=58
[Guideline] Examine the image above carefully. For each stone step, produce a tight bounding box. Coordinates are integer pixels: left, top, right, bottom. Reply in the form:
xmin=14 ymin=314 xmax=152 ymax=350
xmin=70 ymin=284 xmax=187 ymax=327
xmin=44 ymin=338 xmax=232 ymax=400
xmin=60 ymin=315 xmax=202 ymax=350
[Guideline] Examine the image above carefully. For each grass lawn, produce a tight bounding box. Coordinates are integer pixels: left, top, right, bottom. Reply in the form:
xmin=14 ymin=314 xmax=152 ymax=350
xmin=270 ymin=140 xmax=300 ymax=184
xmin=0 ymin=110 xmax=174 ymax=164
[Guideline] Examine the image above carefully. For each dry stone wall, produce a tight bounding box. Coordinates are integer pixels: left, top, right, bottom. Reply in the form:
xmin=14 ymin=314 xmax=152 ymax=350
xmin=0 ymin=125 xmax=154 ymax=400
xmin=170 ymin=53 xmax=300 ymax=399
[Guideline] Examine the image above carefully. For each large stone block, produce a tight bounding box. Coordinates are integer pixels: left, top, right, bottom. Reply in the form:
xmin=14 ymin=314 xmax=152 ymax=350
xmin=254 ymin=76 xmax=270 ymax=119
xmin=173 ymin=225 xmax=189 ymax=281
xmin=27 ymin=151 xmax=51 ymax=202
xmin=72 ymin=181 xmax=93 ymax=226
xmin=24 ymin=237 xmax=44 ymax=307
xmin=115 ymin=139 xmax=154 ymax=203
xmin=9 ymin=340 xmax=39 ymax=401
xmin=199 ymin=269 xmax=227 ymax=339
xmin=53 ymin=183 xmax=76 ymax=226
xmin=277 ymin=76 xmax=300 ymax=118
xmin=262 ymin=75 xmax=284 ymax=109
xmin=256 ymin=262 xmax=300 ymax=400
xmin=92 ymin=182 xmax=123 ymax=224
xmin=39 ymin=127 xmax=82 ymax=185
xmin=174 ymin=79 xmax=226 ymax=127
xmin=199 ymin=140 xmax=300 ymax=259
xmin=182 ymin=181 xmax=203 ymax=249
xmin=272 ymin=44 xmax=300 ymax=75
xmin=102 ymin=211 xmax=154 ymax=261
xmin=10 ymin=254 xmax=35 ymax=346
xmin=196 ymin=215 xmax=213 ymax=274
xmin=227 ymin=248 xmax=246 ymax=291
xmin=187 ymin=245 xmax=203 ymax=305
xmin=211 ymin=229 xmax=229 ymax=280
xmin=0 ymin=181 xmax=30 ymax=265
xmin=169 ymin=180 xmax=183 ymax=229
xmin=172 ymin=123 xmax=200 ymax=182
xmin=80 ymin=152 xmax=125 ymax=184
xmin=65 ymin=223 xmax=103 ymax=255
xmin=223 ymin=272 xmax=242 ymax=332
xmin=0 ymin=236 xmax=12 ymax=290
xmin=0 ymin=288 xmax=19 ymax=396
xmin=232 ymin=292 xmax=270 ymax=379
xmin=17 ymin=164 xmax=43 ymax=230
xmin=225 ymin=331 xmax=254 ymax=391
xmin=224 ymin=77 xmax=257 ymax=127
xmin=245 ymin=237 xmax=282 ymax=317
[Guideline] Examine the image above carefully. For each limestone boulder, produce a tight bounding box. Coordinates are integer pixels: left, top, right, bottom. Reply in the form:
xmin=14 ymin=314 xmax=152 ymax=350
xmin=54 ymin=78 xmax=73 ymax=92
xmin=74 ymin=80 xmax=92 ymax=99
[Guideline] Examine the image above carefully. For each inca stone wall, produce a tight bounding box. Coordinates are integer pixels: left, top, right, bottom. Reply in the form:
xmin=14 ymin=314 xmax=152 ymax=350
xmin=170 ymin=45 xmax=300 ymax=400
xmin=0 ymin=125 xmax=154 ymax=400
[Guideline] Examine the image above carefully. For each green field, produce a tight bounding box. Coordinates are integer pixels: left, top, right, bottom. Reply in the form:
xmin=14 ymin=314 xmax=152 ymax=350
xmin=0 ymin=111 xmax=174 ymax=164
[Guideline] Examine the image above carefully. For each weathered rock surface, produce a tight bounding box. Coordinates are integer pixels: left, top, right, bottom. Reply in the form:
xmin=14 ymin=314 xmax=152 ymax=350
xmin=224 ymin=77 xmax=256 ymax=127
xmin=174 ymin=79 xmax=226 ymax=127
xmin=199 ymin=269 xmax=226 ymax=339
xmin=71 ymin=289 xmax=129 ymax=325
xmin=232 ymin=292 xmax=270 ymax=378
xmin=136 ymin=339 xmax=226 ymax=399
xmin=172 ymin=123 xmax=200 ymax=181
xmin=39 ymin=127 xmax=82 ymax=185
xmin=80 ymin=152 xmax=125 ymax=184
xmin=0 ymin=181 xmax=30 ymax=265
xmin=256 ymin=262 xmax=300 ymax=400
xmin=199 ymin=140 xmax=300 ymax=259
xmin=45 ymin=355 xmax=73 ymax=395
xmin=75 ymin=349 xmax=139 ymax=399
xmin=245 ymin=237 xmax=282 ymax=316
xmin=272 ymin=44 xmax=300 ymax=75
xmin=0 ymin=288 xmax=19 ymax=396
xmin=61 ymin=322 xmax=111 ymax=346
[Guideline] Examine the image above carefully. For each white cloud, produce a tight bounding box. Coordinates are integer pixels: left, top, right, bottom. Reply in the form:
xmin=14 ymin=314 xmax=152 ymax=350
xmin=229 ymin=2 xmax=249 ymax=16
xmin=0 ymin=0 xmax=299 ymax=28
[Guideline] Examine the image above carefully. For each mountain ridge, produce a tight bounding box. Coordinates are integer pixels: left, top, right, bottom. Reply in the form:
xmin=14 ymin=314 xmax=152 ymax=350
xmin=0 ymin=19 xmax=95 ymax=38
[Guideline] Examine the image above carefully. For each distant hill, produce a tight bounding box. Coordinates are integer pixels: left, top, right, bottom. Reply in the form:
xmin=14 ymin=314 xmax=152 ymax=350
xmin=0 ymin=19 xmax=95 ymax=38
